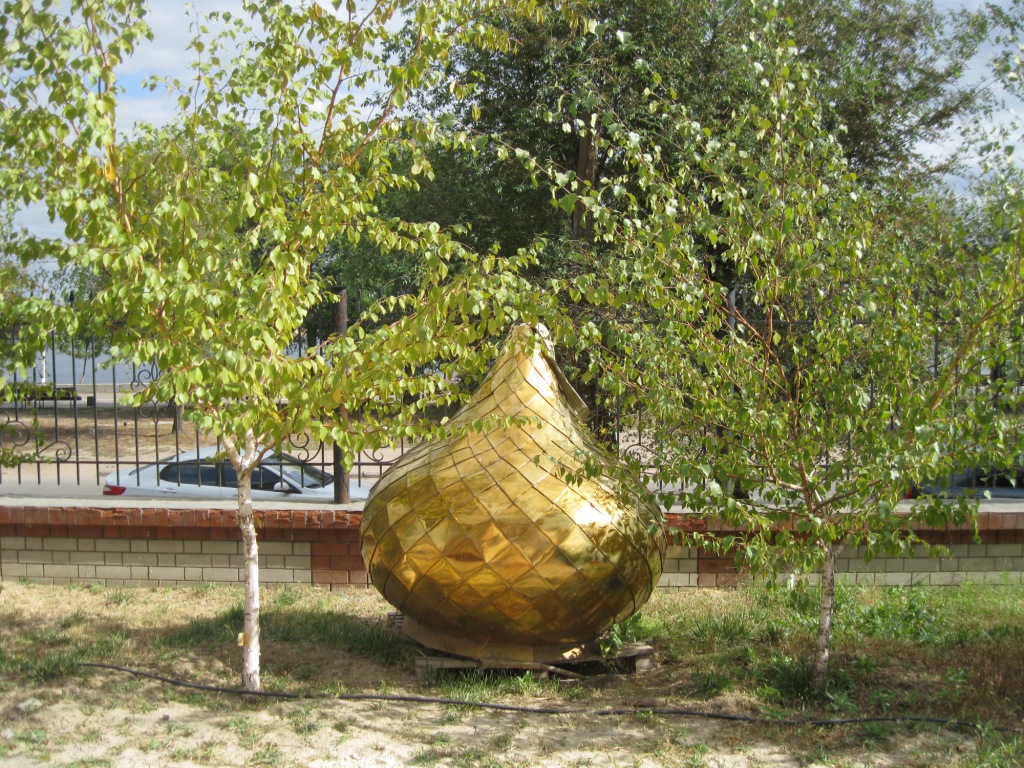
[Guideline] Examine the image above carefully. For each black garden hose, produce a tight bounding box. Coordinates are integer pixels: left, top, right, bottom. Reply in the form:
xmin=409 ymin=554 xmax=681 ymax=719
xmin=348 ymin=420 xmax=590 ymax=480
xmin=76 ymin=661 xmax=1018 ymax=733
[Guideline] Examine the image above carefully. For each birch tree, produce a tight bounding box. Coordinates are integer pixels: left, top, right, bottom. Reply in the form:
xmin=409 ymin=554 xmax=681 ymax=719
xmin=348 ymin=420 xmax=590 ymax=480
xmin=0 ymin=0 xmax=551 ymax=691
xmin=539 ymin=3 xmax=1024 ymax=691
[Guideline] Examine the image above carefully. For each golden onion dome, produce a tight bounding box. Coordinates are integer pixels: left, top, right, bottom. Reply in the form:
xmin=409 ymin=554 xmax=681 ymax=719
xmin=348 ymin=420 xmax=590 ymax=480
xmin=360 ymin=325 xmax=665 ymax=661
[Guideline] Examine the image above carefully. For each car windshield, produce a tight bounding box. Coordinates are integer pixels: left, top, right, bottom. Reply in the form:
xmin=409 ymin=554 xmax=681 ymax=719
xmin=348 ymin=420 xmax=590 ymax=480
xmin=264 ymin=453 xmax=333 ymax=489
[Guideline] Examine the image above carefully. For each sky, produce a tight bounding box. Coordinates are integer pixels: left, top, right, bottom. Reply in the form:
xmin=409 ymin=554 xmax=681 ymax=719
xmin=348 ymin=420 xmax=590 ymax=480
xmin=15 ymin=1 xmax=245 ymax=239
xmin=13 ymin=0 xmax=1024 ymax=239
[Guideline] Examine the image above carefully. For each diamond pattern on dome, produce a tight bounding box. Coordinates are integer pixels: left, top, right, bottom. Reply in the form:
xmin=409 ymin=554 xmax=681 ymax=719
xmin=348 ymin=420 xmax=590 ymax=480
xmin=360 ymin=325 xmax=666 ymax=654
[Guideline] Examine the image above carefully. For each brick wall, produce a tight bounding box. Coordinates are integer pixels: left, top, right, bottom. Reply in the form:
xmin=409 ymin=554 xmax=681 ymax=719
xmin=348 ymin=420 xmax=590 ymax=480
xmin=0 ymin=505 xmax=367 ymax=590
xmin=658 ymin=510 xmax=1024 ymax=588
xmin=2 ymin=503 xmax=1023 ymax=590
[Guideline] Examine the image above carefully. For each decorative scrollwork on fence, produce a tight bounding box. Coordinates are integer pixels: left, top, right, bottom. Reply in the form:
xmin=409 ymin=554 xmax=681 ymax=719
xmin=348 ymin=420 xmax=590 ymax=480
xmin=132 ymin=361 xmax=181 ymax=438
xmin=284 ymin=431 xmax=321 ymax=463
xmin=0 ymin=410 xmax=72 ymax=466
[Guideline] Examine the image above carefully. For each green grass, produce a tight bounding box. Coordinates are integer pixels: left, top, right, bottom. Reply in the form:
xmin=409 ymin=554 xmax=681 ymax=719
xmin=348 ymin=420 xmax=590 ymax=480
xmin=2 ymin=579 xmax=1023 ymax=764
xmin=966 ymin=734 xmax=1024 ymax=768
xmin=641 ymin=581 xmax=1024 ymax=726
xmin=150 ymin=597 xmax=409 ymax=667
xmin=432 ymin=669 xmax=555 ymax=703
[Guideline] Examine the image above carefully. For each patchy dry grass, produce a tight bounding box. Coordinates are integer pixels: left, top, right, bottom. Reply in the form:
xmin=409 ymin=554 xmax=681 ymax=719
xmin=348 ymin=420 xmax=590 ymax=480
xmin=0 ymin=581 xmax=1022 ymax=767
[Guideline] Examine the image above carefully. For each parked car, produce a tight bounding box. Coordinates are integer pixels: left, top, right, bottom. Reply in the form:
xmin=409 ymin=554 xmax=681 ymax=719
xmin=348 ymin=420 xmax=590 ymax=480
xmin=102 ymin=447 xmax=371 ymax=502
xmin=915 ymin=462 xmax=1024 ymax=499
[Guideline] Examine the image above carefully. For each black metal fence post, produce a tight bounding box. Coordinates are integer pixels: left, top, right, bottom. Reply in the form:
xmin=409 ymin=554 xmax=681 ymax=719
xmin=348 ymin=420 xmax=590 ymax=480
xmin=333 ymin=288 xmax=350 ymax=504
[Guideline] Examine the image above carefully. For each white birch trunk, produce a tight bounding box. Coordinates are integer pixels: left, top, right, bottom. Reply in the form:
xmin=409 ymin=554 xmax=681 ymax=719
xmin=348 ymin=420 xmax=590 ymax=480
xmin=238 ymin=474 xmax=260 ymax=692
xmin=226 ymin=431 xmax=261 ymax=692
xmin=812 ymin=542 xmax=841 ymax=691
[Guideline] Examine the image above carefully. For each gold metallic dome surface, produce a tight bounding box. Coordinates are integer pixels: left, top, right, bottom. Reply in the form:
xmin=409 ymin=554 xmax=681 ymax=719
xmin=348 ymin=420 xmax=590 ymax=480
xmin=360 ymin=325 xmax=665 ymax=656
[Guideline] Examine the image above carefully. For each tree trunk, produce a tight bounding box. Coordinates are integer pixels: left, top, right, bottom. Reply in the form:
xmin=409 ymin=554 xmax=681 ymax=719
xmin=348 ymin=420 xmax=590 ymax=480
xmin=173 ymin=404 xmax=185 ymax=438
xmin=238 ymin=468 xmax=260 ymax=692
xmin=572 ymin=114 xmax=598 ymax=241
xmin=812 ymin=542 xmax=841 ymax=691
xmin=226 ymin=430 xmax=261 ymax=692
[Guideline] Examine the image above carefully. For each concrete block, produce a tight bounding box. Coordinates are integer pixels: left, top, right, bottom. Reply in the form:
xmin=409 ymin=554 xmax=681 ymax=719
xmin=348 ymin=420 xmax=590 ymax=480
xmin=18 ymin=551 xmax=53 ymax=564
xmin=201 ymin=541 xmax=241 ymax=555
xmin=939 ymin=558 xmax=962 ymax=571
xmin=184 ymin=568 xmax=205 ymax=582
xmin=902 ymin=558 xmax=941 ymax=572
xmin=664 ymin=545 xmax=690 ymax=559
xmin=157 ymin=554 xmax=177 ymax=566
xmin=148 ymin=567 xmax=185 ymax=581
xmin=122 ymin=553 xmax=154 ymax=566
xmin=96 ymin=540 xmax=131 ymax=553
xmin=0 ymin=548 xmax=21 ymax=563
xmin=259 ymin=568 xmax=294 ymax=583
xmin=986 ymin=544 xmax=1024 ymax=558
xmin=50 ymin=551 xmax=70 ymax=565
xmin=130 ymin=567 xmax=150 ymax=579
xmin=1 ymin=563 xmax=28 ymax=577
xmin=23 ymin=537 xmax=43 ymax=550
xmin=929 ymin=571 xmax=964 ymax=586
xmin=1 ymin=537 xmax=26 ymax=550
xmin=177 ymin=554 xmax=215 ymax=567
xmin=292 ymin=542 xmax=311 ymax=556
xmin=183 ymin=541 xmax=203 ymax=554
xmin=878 ymin=572 xmax=913 ymax=586
xmin=78 ymin=565 xmax=96 ymax=578
xmin=203 ymin=567 xmax=241 ymax=583
xmin=43 ymin=565 xmax=80 ymax=579
xmin=148 ymin=541 xmax=185 ymax=554
xmin=69 ymin=552 xmax=104 ymax=565
xmin=130 ymin=540 xmax=149 ymax=553
xmin=960 ymin=557 xmax=998 ymax=572
xmin=260 ymin=542 xmax=295 ymax=556
xmin=284 ymin=556 xmax=312 ymax=570
xmin=95 ymin=565 xmax=132 ymax=580
xmin=658 ymin=572 xmax=696 ymax=588
xmin=261 ymin=555 xmax=285 ymax=569
xmin=840 ymin=558 xmax=873 ymax=572
xmin=43 ymin=538 xmax=79 ymax=551
xmin=77 ymin=539 xmax=96 ymax=552
xmin=965 ymin=571 xmax=1009 ymax=585
xmin=104 ymin=552 xmax=126 ymax=566
xmin=290 ymin=570 xmax=312 ymax=584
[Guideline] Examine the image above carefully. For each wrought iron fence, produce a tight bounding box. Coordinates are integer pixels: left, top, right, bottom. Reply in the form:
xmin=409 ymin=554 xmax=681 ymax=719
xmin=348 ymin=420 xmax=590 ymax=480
xmin=3 ymin=299 xmax=1021 ymax=500
xmin=0 ymin=298 xmax=405 ymax=497
xmin=0 ymin=358 xmax=406 ymax=496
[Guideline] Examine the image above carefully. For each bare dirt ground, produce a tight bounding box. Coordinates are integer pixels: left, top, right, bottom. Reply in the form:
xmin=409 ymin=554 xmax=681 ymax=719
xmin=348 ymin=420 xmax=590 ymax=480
xmin=0 ymin=583 xmax=980 ymax=768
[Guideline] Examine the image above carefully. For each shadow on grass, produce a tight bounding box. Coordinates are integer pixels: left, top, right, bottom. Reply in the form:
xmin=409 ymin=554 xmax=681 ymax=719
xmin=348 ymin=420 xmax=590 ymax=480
xmin=151 ymin=604 xmax=410 ymax=667
xmin=1 ymin=600 xmax=410 ymax=687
